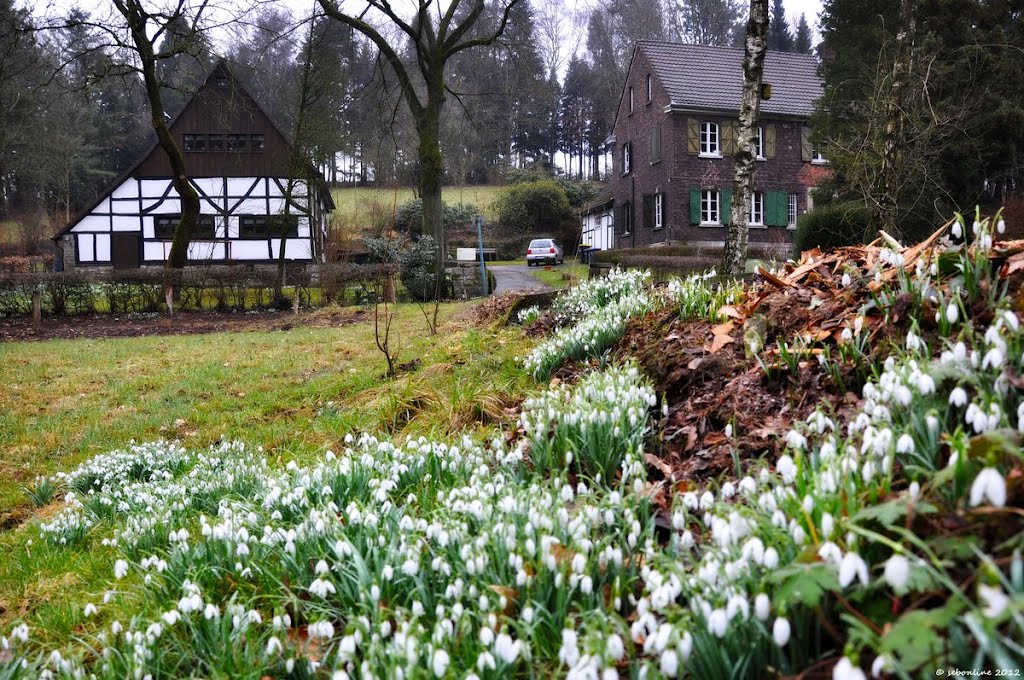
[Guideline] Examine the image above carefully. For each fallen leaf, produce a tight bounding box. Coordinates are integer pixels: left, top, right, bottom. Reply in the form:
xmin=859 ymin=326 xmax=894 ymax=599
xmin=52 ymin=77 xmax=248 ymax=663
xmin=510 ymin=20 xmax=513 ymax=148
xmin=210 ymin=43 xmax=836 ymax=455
xmin=708 ymin=322 xmax=735 ymax=354
xmin=687 ymin=357 xmax=703 ymax=370
xmin=645 ymin=453 xmax=674 ymax=479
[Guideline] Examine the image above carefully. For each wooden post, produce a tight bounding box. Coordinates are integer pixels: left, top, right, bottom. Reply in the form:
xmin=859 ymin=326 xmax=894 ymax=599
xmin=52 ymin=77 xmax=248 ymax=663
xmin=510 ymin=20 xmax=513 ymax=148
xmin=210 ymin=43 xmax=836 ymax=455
xmin=32 ymin=288 xmax=42 ymax=332
xmin=165 ymin=284 xmax=174 ymax=318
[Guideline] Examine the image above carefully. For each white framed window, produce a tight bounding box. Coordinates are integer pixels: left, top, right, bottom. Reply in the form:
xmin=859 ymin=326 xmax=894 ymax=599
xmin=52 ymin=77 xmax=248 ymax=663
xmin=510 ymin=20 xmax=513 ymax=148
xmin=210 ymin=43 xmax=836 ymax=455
xmin=646 ymin=74 xmax=652 ymax=102
xmin=750 ymin=191 xmax=765 ymax=226
xmin=812 ymin=148 xmax=828 ymax=164
xmin=700 ymin=122 xmax=720 ymax=157
xmin=787 ymin=193 xmax=798 ymax=229
xmin=622 ymin=142 xmax=632 ymax=174
xmin=654 ymin=193 xmax=663 ymax=229
xmin=756 ymin=126 xmax=765 ymax=160
xmin=701 ymin=189 xmax=720 ymax=225
xmin=629 ymin=86 xmax=634 ymax=113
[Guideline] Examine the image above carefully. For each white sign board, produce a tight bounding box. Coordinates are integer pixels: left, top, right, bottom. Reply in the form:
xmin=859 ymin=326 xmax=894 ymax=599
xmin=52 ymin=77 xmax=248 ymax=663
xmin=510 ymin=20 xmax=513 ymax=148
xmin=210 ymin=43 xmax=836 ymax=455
xmin=456 ymin=248 xmax=478 ymax=261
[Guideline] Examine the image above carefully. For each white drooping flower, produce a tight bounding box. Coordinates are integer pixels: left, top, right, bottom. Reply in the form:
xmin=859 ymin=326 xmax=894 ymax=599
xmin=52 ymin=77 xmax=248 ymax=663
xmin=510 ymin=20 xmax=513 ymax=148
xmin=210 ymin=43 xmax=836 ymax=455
xmin=979 ymin=583 xmax=1010 ymax=618
xmin=952 ymin=219 xmax=963 ymax=239
xmin=431 ymin=648 xmax=450 ymax=678
xmin=776 ymin=455 xmax=797 ymax=484
xmin=772 ymin=617 xmax=790 ymax=647
xmin=839 ymin=551 xmax=869 ymax=588
xmin=660 ymin=648 xmax=679 ymax=677
xmin=114 ymin=559 xmax=129 ymax=580
xmin=833 ymin=656 xmax=867 ymax=680
xmin=708 ymin=608 xmax=728 ymax=637
xmin=969 ymin=467 xmax=1007 ymax=508
xmin=871 ymin=655 xmax=891 ymax=678
xmin=883 ymin=554 xmax=910 ymax=591
xmin=308 ymin=620 xmax=335 ymax=640
xmin=83 ymin=603 xmax=97 ymax=618
xmin=754 ymin=593 xmax=770 ymax=621
xmin=558 ymin=629 xmax=579 ymax=667
xmin=494 ymin=633 xmax=522 ymax=663
xmin=945 ymin=302 xmax=959 ymax=325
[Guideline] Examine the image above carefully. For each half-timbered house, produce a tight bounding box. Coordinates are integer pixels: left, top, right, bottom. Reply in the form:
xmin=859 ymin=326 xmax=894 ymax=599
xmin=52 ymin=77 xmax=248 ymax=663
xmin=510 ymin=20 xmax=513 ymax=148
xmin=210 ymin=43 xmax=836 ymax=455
xmin=54 ymin=61 xmax=334 ymax=269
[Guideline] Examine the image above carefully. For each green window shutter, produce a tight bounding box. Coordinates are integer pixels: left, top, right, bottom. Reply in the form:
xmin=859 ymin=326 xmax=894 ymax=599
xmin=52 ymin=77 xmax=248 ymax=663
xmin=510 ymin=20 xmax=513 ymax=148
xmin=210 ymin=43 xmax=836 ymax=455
xmin=765 ymin=125 xmax=776 ymax=158
xmin=766 ymin=191 xmax=788 ymax=226
xmin=651 ymin=124 xmax=662 ymax=163
xmin=722 ymin=122 xmax=735 ymax=155
xmin=722 ymin=188 xmax=733 ymax=225
xmin=689 ymin=187 xmax=700 ymax=224
xmin=800 ymin=126 xmax=812 ymax=161
xmin=643 ymin=194 xmax=654 ymax=229
xmin=688 ymin=119 xmax=699 ymax=155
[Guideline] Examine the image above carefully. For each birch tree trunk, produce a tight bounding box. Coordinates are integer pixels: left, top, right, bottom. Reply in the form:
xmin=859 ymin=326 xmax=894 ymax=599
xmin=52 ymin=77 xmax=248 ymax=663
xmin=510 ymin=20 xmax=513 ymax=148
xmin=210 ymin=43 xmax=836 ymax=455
xmin=723 ymin=0 xmax=769 ymax=278
xmin=877 ymin=0 xmax=917 ymax=239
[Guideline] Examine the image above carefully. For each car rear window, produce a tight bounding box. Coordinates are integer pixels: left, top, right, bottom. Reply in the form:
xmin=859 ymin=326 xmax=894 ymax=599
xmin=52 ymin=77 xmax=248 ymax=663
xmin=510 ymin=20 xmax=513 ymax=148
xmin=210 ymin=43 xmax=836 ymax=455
xmin=530 ymin=240 xmax=552 ymax=248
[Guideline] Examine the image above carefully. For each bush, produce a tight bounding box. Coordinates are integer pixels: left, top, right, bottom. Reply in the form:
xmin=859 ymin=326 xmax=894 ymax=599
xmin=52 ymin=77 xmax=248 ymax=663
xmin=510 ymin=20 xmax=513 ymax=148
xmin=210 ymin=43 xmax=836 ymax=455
xmin=394 ymin=199 xmax=478 ymax=233
xmin=791 ymin=203 xmax=873 ymax=257
xmin=491 ymin=180 xmax=573 ymax=240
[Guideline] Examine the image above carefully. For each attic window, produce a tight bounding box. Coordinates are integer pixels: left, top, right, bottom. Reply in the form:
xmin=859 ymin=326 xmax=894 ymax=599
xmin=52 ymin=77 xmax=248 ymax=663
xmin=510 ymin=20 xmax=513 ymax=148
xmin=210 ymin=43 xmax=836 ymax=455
xmin=208 ymin=134 xmax=224 ymax=152
xmin=646 ymin=74 xmax=652 ymax=102
xmin=250 ymin=134 xmax=265 ymax=152
xmin=215 ymin=74 xmax=229 ymax=88
xmin=183 ymin=134 xmax=206 ymax=152
xmin=227 ymin=134 xmax=249 ymax=152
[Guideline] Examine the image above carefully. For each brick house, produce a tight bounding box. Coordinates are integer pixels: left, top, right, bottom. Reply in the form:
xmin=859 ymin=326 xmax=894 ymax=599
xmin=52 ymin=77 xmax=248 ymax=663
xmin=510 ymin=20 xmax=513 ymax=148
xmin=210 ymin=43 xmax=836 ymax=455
xmin=606 ymin=41 xmax=825 ymax=250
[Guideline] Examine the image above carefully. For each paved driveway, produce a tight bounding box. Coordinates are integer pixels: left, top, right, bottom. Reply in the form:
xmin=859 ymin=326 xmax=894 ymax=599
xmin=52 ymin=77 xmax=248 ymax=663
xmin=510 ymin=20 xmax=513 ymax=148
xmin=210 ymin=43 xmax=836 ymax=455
xmin=489 ymin=264 xmax=554 ymax=294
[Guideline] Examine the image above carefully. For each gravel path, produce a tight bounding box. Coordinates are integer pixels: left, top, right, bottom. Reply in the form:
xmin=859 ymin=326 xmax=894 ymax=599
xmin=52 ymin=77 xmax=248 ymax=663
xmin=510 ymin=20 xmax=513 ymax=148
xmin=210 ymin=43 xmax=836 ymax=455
xmin=489 ymin=264 xmax=555 ymax=294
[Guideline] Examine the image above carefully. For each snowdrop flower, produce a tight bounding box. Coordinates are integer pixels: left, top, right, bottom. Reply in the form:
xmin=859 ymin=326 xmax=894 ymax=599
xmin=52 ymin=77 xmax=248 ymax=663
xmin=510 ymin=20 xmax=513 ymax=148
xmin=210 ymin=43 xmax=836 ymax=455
xmin=883 ymin=554 xmax=910 ymax=590
xmin=997 ymin=218 xmax=1006 ymax=234
xmin=431 ymin=648 xmax=450 ymax=677
xmin=204 ymin=604 xmax=220 ymax=620
xmin=952 ymin=219 xmax=963 ymax=239
xmin=494 ymin=633 xmax=522 ymax=663
xmin=896 ymin=434 xmax=915 ymax=455
xmin=842 ymin=272 xmax=852 ymax=287
xmin=764 ymin=547 xmax=780 ymax=569
xmin=755 ymin=593 xmax=770 ymax=621
xmin=309 ymin=578 xmax=336 ymax=599
xmin=834 ymin=657 xmax=867 ymax=680
xmin=949 ymin=387 xmax=968 ymax=407
xmin=607 ymin=633 xmax=625 ymax=661
xmin=776 ymin=455 xmax=797 ymax=483
xmin=708 ymin=608 xmax=728 ymax=637
xmin=970 ymin=468 xmax=1007 ymax=508
xmin=559 ymin=629 xmax=580 ymax=667
xmin=83 ymin=603 xmax=97 ymax=618
xmin=114 ymin=559 xmax=129 ymax=580
xmin=946 ymin=302 xmax=959 ymax=324
xmin=659 ymin=648 xmax=680 ymax=677
xmin=772 ymin=617 xmax=790 ymax=647
xmin=308 ymin=620 xmax=335 ymax=640
xmin=871 ymin=655 xmax=891 ymax=678
xmin=315 ymin=559 xmax=330 ymax=575
xmin=839 ymin=551 xmax=870 ymax=588
xmin=979 ymin=583 xmax=1010 ymax=618
xmin=12 ymin=624 xmax=29 ymax=643
xmin=265 ymin=636 xmax=283 ymax=656
xmin=785 ymin=430 xmax=807 ymax=450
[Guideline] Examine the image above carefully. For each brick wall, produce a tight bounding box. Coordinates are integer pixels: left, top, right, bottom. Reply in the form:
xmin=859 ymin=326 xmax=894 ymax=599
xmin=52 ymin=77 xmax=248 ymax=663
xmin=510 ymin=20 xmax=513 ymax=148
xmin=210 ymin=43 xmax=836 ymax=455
xmin=611 ymin=52 xmax=822 ymax=250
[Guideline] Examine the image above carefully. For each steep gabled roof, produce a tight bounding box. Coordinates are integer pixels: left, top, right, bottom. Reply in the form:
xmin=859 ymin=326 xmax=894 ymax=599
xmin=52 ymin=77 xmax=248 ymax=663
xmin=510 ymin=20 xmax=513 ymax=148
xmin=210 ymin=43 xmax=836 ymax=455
xmin=54 ymin=59 xmax=334 ymax=241
xmin=638 ymin=41 xmax=821 ymax=118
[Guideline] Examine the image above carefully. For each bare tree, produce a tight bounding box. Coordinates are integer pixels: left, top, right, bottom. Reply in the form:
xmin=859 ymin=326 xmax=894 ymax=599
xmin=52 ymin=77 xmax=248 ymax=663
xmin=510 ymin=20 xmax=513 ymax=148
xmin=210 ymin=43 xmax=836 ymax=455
xmin=316 ymin=0 xmax=523 ymax=290
xmin=97 ymin=0 xmax=212 ymax=269
xmin=667 ymin=0 xmax=744 ymax=46
xmin=723 ymin=0 xmax=768 ymax=277
xmin=877 ymin=0 xmax=917 ymax=236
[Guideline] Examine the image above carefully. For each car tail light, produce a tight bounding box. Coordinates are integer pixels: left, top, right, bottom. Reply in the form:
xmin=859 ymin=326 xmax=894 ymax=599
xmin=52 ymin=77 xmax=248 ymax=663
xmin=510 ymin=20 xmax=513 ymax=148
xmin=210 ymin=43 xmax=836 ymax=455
xmin=527 ymin=248 xmax=532 ymax=254
xmin=550 ymin=248 xmax=555 ymax=253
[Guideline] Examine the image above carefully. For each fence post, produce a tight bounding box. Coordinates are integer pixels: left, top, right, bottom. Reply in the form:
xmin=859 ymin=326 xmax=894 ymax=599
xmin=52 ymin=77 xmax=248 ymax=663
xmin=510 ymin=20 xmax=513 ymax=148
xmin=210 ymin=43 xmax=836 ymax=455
xmin=32 ymin=287 xmax=42 ymax=331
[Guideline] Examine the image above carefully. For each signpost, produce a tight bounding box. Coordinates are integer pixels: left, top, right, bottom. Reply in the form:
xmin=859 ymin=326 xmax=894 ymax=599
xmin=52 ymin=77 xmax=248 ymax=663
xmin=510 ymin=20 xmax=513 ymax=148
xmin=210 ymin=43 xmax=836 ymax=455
xmin=475 ymin=215 xmax=488 ymax=295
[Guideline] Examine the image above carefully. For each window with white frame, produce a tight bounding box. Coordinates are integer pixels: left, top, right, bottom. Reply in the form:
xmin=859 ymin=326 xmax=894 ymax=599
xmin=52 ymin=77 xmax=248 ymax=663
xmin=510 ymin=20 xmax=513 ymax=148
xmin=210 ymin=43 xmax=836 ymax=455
xmin=700 ymin=122 xmax=720 ymax=156
xmin=646 ymin=74 xmax=652 ymax=102
xmin=629 ymin=87 xmax=634 ymax=113
xmin=622 ymin=142 xmax=632 ymax=174
xmin=701 ymin=189 xmax=720 ymax=224
xmin=756 ymin=126 xmax=765 ymax=159
xmin=750 ymin=191 xmax=764 ymax=226
xmin=655 ymin=193 xmax=663 ymax=229
xmin=812 ymin=148 xmax=828 ymax=163
xmin=787 ymin=193 xmax=798 ymax=228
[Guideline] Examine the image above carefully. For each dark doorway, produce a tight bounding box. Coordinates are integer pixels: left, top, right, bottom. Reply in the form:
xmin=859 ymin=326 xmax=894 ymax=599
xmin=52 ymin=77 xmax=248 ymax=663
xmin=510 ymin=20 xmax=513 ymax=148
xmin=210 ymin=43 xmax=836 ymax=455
xmin=111 ymin=233 xmax=141 ymax=269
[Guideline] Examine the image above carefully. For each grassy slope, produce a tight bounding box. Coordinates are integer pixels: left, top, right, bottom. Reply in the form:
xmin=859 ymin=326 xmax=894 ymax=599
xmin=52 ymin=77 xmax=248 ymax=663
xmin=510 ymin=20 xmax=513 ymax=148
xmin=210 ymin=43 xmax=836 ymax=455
xmin=0 ymin=303 xmax=530 ymax=518
xmin=0 ymin=302 xmax=533 ymax=637
xmin=331 ymin=185 xmax=504 ymax=226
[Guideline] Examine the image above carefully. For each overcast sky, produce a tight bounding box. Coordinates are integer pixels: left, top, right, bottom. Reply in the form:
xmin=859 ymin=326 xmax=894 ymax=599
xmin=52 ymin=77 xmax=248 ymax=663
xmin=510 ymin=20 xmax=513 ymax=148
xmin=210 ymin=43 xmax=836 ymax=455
xmin=45 ymin=0 xmax=828 ymax=52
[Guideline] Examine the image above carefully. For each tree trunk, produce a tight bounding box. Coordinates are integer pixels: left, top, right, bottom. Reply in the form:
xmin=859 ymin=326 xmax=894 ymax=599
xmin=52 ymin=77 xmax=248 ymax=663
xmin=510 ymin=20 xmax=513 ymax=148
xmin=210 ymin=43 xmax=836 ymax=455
xmin=134 ymin=33 xmax=200 ymax=270
xmin=878 ymin=0 xmax=917 ymax=239
xmin=723 ymin=0 xmax=769 ymax=278
xmin=415 ymin=67 xmax=447 ymax=290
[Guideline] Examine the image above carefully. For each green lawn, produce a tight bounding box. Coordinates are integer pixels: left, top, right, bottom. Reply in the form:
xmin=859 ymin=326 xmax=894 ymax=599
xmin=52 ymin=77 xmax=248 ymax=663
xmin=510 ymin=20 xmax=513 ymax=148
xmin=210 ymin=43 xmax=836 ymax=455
xmin=529 ymin=262 xmax=589 ymax=289
xmin=0 ymin=301 xmax=535 ymax=636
